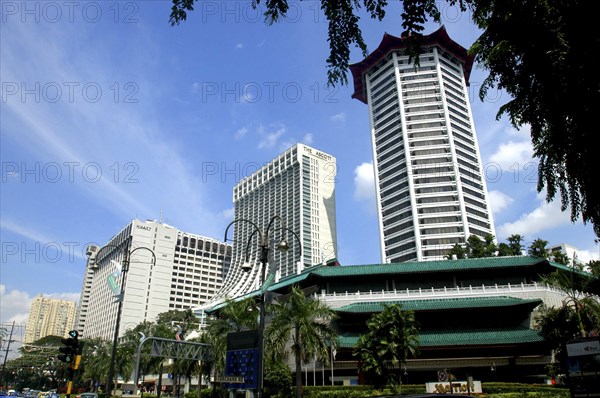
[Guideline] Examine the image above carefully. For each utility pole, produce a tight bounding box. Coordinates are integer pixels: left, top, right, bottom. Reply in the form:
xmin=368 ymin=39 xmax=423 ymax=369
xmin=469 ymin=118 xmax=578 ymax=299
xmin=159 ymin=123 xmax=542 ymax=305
xmin=0 ymin=321 xmax=16 ymax=390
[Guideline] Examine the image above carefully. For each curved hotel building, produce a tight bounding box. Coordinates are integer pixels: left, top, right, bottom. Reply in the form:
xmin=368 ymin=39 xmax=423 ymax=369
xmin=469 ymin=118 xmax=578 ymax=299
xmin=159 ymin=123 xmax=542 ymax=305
xmin=208 ymin=143 xmax=338 ymax=302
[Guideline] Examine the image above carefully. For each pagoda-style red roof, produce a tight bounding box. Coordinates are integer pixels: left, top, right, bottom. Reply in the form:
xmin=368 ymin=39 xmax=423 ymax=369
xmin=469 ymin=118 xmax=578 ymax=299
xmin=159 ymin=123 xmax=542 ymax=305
xmin=349 ymin=26 xmax=474 ymax=104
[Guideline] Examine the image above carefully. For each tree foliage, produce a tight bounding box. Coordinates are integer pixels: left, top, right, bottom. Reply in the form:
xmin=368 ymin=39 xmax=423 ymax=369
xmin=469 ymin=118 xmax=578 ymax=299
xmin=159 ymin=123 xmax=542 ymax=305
xmin=528 ymin=238 xmax=549 ymax=259
xmin=540 ymin=260 xmax=600 ymax=338
xmin=169 ymin=0 xmax=600 ymax=238
xmin=470 ymin=0 xmax=600 ymax=239
xmin=465 ymin=234 xmax=497 ymax=258
xmin=266 ymin=286 xmax=337 ymax=398
xmin=353 ymin=304 xmax=419 ymax=389
xmin=3 ymin=336 xmax=64 ymax=391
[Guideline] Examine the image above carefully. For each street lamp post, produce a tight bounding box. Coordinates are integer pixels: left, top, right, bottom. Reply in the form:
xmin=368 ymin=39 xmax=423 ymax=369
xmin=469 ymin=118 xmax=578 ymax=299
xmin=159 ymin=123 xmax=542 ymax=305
xmin=224 ymin=215 xmax=301 ymax=398
xmin=91 ymin=243 xmax=156 ymax=398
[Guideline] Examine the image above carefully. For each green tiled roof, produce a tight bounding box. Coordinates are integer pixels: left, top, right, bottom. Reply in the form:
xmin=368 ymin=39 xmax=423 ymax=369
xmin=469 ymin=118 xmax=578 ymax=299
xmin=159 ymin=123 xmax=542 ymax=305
xmin=268 ymin=256 xmax=571 ymax=293
xmin=338 ymin=327 xmax=544 ymax=348
xmin=204 ymin=256 xmax=568 ymax=312
xmin=335 ymin=296 xmax=542 ymax=313
xmin=315 ymin=256 xmax=558 ymax=277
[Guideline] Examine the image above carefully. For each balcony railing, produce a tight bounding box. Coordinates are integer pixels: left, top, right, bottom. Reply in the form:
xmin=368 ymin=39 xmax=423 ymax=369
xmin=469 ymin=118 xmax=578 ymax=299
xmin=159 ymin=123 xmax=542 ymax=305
xmin=313 ymin=282 xmax=570 ymax=308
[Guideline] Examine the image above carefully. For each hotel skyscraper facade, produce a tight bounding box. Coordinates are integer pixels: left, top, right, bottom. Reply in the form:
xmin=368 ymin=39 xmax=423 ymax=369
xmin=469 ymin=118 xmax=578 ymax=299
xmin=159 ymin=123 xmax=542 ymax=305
xmin=209 ymin=143 xmax=338 ymax=301
xmin=350 ymin=27 xmax=496 ymax=263
xmin=78 ymin=219 xmax=231 ymax=340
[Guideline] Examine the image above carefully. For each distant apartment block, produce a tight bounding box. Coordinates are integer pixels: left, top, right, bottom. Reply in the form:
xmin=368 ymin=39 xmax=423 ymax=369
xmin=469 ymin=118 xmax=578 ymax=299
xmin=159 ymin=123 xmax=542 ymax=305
xmin=78 ymin=219 xmax=231 ymax=340
xmin=24 ymin=296 xmax=76 ymax=343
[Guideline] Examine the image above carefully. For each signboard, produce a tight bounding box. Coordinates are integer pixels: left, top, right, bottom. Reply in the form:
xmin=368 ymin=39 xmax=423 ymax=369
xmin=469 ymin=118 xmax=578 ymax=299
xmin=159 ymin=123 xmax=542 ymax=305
xmin=566 ymin=337 xmax=600 ymax=398
xmin=227 ymin=330 xmax=259 ymax=351
xmin=426 ymin=381 xmax=482 ymax=394
xmin=567 ymin=339 xmax=600 ymax=357
xmin=224 ymin=348 xmax=259 ymax=390
xmin=214 ymin=376 xmax=245 ymax=384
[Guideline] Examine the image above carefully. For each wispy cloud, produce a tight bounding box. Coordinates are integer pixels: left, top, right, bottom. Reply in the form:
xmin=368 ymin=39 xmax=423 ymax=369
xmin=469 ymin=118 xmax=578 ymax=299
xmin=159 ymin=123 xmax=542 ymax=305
xmin=1 ymin=17 xmax=224 ymax=238
xmin=330 ymin=112 xmax=346 ymax=124
xmin=0 ymin=219 xmax=54 ymax=245
xmin=257 ymin=123 xmax=286 ymax=149
xmin=302 ymin=133 xmax=314 ymax=145
xmin=234 ymin=127 xmax=249 ymax=140
xmin=221 ymin=207 xmax=235 ymax=220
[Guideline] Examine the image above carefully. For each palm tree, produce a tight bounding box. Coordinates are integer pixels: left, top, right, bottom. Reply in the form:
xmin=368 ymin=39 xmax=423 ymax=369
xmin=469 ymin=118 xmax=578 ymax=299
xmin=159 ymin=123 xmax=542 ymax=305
xmin=541 ymin=257 xmax=600 ymax=338
xmin=550 ymin=248 xmax=570 ymax=265
xmin=534 ymin=304 xmax=582 ymax=381
xmin=265 ymin=286 xmax=337 ymax=398
xmin=354 ymin=304 xmax=420 ymax=390
xmin=205 ymin=297 xmax=258 ymax=377
xmin=445 ymin=243 xmax=467 ymax=260
xmin=507 ymin=234 xmax=525 ymax=255
xmin=528 ymin=238 xmax=550 ymax=258
xmin=497 ymin=242 xmax=513 ymax=256
xmin=82 ymin=340 xmax=112 ymax=392
xmin=466 ymin=235 xmax=486 ymax=258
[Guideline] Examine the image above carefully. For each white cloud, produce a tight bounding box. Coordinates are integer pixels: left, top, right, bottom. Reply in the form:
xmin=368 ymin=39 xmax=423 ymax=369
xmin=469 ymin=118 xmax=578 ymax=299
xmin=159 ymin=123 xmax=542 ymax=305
xmin=353 ymin=162 xmax=376 ymax=203
xmin=235 ymin=43 xmax=243 ymax=49
xmin=497 ymin=193 xmax=572 ymax=237
xmin=44 ymin=292 xmax=80 ymax=303
xmin=330 ymin=112 xmax=346 ymax=124
xmin=488 ymin=190 xmax=514 ymax=215
xmin=302 ymin=133 xmax=314 ymax=145
xmin=234 ymin=127 xmax=248 ymax=140
xmin=221 ymin=207 xmax=235 ymax=220
xmin=489 ymin=140 xmax=534 ymax=170
xmin=257 ymin=124 xmax=286 ymax=149
xmin=0 ymin=285 xmax=31 ymax=325
xmin=575 ymin=249 xmax=599 ymax=264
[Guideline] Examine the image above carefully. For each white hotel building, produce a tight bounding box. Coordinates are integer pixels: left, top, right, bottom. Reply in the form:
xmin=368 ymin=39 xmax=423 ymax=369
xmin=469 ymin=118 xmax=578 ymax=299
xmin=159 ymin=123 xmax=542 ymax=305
xmin=350 ymin=26 xmax=496 ymax=263
xmin=207 ymin=143 xmax=338 ymax=302
xmin=77 ymin=219 xmax=231 ymax=339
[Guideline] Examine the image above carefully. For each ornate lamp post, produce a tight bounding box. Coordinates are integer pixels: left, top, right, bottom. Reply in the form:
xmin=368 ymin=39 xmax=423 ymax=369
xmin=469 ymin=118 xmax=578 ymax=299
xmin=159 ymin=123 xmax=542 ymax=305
xmin=90 ymin=243 xmax=156 ymax=398
xmin=224 ymin=215 xmax=301 ymax=398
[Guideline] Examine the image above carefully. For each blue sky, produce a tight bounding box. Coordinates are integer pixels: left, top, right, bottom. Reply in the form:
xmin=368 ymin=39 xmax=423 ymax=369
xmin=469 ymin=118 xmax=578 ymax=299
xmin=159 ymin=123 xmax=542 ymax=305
xmin=1 ymin=1 xmax=598 ymax=347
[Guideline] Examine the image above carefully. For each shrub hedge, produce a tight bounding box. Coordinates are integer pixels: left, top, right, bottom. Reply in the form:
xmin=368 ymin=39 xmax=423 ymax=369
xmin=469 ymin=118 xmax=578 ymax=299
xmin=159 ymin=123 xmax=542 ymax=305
xmin=155 ymin=383 xmax=570 ymax=398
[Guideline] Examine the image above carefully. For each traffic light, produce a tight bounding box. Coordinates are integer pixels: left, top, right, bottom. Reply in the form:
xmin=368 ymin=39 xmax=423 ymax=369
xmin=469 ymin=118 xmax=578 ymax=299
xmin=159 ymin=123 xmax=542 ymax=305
xmin=58 ymin=330 xmax=79 ymax=364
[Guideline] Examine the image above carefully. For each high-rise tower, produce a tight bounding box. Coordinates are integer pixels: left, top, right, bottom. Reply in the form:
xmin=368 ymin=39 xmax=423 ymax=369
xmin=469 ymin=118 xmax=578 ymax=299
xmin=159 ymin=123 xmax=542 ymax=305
xmin=209 ymin=143 xmax=338 ymax=301
xmin=350 ymin=27 xmax=496 ymax=262
xmin=24 ymin=296 xmax=76 ymax=343
xmin=80 ymin=219 xmax=231 ymax=339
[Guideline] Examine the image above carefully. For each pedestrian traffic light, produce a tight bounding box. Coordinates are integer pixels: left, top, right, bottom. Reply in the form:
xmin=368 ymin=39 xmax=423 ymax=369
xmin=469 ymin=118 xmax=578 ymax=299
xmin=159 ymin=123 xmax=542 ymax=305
xmin=58 ymin=330 xmax=79 ymax=364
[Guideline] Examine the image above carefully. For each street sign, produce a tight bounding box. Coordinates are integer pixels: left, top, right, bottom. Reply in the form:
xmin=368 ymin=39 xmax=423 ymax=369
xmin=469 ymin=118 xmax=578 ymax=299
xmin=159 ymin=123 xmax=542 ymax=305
xmin=214 ymin=376 xmax=245 ymax=383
